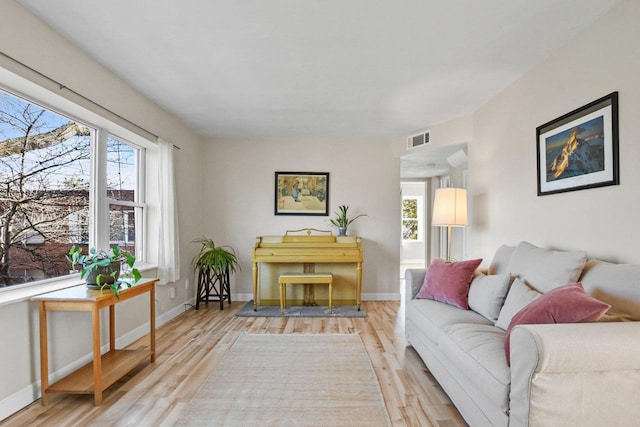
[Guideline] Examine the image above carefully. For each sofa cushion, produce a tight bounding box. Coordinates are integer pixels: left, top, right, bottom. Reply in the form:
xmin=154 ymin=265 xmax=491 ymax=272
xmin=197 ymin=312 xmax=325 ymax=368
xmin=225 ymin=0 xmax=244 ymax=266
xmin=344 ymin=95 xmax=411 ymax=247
xmin=504 ymin=283 xmax=611 ymax=364
xmin=506 ymin=241 xmax=587 ymax=293
xmin=468 ymin=273 xmax=512 ymax=323
xmin=406 ymin=298 xmax=492 ymax=344
xmin=488 ymin=244 xmax=515 ymax=275
xmin=438 ymin=323 xmax=510 ymax=412
xmin=495 ymin=278 xmax=541 ymax=330
xmin=416 ymin=258 xmax=482 ymax=309
xmin=580 ymin=259 xmax=640 ymax=321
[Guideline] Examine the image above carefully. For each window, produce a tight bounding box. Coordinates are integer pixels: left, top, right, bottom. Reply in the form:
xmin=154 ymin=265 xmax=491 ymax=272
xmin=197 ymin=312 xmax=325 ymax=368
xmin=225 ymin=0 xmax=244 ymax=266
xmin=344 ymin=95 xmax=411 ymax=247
xmin=107 ymin=136 xmax=144 ymax=256
xmin=402 ymin=196 xmax=423 ymax=241
xmin=0 ymin=88 xmax=145 ymax=288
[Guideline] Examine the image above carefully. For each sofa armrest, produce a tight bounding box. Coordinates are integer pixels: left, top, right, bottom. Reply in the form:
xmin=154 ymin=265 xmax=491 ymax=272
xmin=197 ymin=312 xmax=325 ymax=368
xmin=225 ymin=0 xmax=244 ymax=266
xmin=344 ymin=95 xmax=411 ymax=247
xmin=404 ymin=268 xmax=426 ymax=300
xmin=509 ymin=322 xmax=640 ymax=427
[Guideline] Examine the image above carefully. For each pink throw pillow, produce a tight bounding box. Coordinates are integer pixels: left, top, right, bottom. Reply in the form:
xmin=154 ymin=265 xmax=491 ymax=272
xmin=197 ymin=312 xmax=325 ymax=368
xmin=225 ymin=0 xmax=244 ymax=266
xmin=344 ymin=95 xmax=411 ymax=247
xmin=504 ymin=283 xmax=610 ymax=365
xmin=415 ymin=258 xmax=482 ymax=309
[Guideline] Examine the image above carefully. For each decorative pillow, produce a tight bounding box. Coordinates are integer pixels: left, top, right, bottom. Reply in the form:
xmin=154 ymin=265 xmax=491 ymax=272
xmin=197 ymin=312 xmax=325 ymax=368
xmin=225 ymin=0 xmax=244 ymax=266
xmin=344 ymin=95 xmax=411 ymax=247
xmin=504 ymin=283 xmax=611 ymax=364
xmin=495 ymin=278 xmax=541 ymax=330
xmin=468 ymin=273 xmax=513 ymax=322
xmin=488 ymin=245 xmax=515 ymax=275
xmin=415 ymin=258 xmax=482 ymax=309
xmin=506 ymin=241 xmax=587 ymax=293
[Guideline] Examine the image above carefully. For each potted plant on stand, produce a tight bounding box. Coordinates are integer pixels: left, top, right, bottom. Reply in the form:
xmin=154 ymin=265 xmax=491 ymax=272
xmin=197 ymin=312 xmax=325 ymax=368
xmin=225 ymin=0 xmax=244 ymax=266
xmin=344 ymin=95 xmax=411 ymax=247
xmin=67 ymin=245 xmax=141 ymax=298
xmin=192 ymin=237 xmax=241 ymax=310
xmin=329 ymin=205 xmax=367 ymax=236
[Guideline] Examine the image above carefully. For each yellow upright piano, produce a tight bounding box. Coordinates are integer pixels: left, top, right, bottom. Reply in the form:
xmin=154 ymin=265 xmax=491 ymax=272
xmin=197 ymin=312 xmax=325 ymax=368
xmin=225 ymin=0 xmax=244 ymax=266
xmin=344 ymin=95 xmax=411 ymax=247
xmin=251 ymin=229 xmax=363 ymax=310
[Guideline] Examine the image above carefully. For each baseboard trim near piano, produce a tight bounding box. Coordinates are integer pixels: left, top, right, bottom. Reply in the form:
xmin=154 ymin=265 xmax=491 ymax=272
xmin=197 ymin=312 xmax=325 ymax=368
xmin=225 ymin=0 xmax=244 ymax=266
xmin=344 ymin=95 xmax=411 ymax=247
xmin=231 ymin=293 xmax=400 ymax=302
xmin=362 ymin=293 xmax=400 ymax=301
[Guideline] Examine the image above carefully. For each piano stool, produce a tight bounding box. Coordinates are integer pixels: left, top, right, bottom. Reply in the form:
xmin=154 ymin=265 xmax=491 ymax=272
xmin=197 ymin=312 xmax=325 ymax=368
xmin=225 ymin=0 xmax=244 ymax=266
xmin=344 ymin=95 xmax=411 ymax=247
xmin=279 ymin=273 xmax=333 ymax=314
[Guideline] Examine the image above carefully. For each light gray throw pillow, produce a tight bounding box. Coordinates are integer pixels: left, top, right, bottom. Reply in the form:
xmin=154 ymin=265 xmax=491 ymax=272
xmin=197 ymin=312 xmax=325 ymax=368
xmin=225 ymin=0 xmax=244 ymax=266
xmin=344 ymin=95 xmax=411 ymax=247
xmin=468 ymin=273 xmax=513 ymax=323
xmin=506 ymin=241 xmax=587 ymax=293
xmin=488 ymin=245 xmax=515 ymax=275
xmin=495 ymin=278 xmax=541 ymax=330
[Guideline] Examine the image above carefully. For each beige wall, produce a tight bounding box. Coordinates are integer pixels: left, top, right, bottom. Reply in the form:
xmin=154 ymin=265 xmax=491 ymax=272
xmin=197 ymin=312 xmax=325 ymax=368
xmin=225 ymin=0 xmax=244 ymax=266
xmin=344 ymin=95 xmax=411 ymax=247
xmin=200 ymin=137 xmax=401 ymax=300
xmin=469 ymin=0 xmax=640 ymax=265
xmin=0 ymin=0 xmax=204 ymax=419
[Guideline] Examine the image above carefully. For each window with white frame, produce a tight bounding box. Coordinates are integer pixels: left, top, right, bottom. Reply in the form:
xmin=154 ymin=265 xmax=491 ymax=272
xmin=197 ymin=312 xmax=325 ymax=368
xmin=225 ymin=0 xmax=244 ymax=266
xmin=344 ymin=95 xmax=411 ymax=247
xmin=0 ymin=88 xmax=145 ymax=288
xmin=402 ymin=196 xmax=423 ymax=241
xmin=107 ymin=136 xmax=144 ymax=255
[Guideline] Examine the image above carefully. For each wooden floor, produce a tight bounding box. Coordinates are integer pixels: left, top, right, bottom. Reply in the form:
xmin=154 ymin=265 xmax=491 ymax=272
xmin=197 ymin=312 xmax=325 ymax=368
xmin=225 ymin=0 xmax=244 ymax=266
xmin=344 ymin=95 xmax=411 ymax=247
xmin=1 ymin=301 xmax=466 ymax=427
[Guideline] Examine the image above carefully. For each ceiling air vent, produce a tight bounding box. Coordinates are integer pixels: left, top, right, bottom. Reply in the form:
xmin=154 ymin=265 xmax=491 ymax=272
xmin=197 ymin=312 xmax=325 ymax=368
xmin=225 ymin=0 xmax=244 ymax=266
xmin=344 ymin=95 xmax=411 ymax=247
xmin=407 ymin=131 xmax=430 ymax=149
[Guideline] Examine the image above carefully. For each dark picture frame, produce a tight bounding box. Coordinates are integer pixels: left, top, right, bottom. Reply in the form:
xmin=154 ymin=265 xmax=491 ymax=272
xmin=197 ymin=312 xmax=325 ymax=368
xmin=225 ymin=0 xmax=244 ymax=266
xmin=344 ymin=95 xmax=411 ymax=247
xmin=536 ymin=92 xmax=619 ymax=196
xmin=274 ymin=171 xmax=329 ymax=215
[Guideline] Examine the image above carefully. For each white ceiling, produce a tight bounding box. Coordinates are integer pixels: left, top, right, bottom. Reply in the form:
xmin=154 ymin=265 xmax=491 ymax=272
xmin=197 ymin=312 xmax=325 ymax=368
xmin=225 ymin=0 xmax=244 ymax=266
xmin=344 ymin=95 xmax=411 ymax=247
xmin=17 ymin=0 xmax=619 ymax=142
xmin=401 ymin=143 xmax=467 ymax=179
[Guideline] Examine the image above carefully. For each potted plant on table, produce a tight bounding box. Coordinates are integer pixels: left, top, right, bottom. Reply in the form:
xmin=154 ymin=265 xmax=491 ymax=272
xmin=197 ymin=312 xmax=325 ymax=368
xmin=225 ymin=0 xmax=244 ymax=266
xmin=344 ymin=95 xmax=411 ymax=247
xmin=67 ymin=245 xmax=141 ymax=298
xmin=192 ymin=237 xmax=241 ymax=309
xmin=329 ymin=205 xmax=367 ymax=236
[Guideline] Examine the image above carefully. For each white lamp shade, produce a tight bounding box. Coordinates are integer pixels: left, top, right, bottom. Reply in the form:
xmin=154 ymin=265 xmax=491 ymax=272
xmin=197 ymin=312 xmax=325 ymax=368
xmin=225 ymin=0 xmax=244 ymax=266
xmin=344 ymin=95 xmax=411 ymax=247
xmin=432 ymin=188 xmax=468 ymax=227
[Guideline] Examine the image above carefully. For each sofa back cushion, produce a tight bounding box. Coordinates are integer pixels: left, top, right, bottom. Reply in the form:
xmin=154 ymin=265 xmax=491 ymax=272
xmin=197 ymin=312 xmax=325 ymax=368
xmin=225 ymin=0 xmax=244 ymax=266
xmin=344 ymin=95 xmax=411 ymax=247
xmin=580 ymin=259 xmax=640 ymax=321
xmin=495 ymin=278 xmax=541 ymax=330
xmin=488 ymin=245 xmax=515 ymax=275
xmin=468 ymin=273 xmax=513 ymax=323
xmin=506 ymin=241 xmax=587 ymax=294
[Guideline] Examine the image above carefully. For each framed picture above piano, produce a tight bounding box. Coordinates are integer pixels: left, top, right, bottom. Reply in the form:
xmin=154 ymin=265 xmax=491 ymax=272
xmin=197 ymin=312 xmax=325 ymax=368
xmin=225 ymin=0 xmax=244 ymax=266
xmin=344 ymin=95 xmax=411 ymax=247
xmin=275 ymin=171 xmax=329 ymax=215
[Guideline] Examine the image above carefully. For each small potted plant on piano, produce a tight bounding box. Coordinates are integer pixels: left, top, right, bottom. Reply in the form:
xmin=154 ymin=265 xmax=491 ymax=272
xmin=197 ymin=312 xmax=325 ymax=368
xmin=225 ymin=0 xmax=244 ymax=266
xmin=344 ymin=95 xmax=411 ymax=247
xmin=67 ymin=246 xmax=141 ymax=298
xmin=329 ymin=205 xmax=367 ymax=236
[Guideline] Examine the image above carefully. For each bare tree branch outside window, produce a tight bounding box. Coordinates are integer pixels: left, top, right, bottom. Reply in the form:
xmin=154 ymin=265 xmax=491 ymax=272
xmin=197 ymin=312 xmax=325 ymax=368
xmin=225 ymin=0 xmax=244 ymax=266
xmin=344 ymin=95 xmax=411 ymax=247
xmin=0 ymin=91 xmax=91 ymax=286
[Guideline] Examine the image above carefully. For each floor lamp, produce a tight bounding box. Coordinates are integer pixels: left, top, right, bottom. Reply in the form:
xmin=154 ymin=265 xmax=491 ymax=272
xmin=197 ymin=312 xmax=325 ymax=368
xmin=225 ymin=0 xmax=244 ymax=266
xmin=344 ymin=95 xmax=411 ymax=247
xmin=432 ymin=188 xmax=468 ymax=261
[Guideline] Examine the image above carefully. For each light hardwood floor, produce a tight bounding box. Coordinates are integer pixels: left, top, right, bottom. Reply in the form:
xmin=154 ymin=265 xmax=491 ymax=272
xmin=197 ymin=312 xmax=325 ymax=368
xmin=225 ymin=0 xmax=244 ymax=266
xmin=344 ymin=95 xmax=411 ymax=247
xmin=2 ymin=301 xmax=466 ymax=427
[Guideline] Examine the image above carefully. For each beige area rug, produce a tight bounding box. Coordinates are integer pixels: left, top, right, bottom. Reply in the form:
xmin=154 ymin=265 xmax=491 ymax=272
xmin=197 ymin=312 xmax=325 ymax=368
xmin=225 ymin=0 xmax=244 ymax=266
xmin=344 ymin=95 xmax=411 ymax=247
xmin=176 ymin=334 xmax=391 ymax=426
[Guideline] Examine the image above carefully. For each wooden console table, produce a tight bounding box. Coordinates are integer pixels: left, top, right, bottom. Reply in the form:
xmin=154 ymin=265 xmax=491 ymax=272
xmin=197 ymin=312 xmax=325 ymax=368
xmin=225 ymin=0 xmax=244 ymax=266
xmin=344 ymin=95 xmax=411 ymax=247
xmin=33 ymin=278 xmax=158 ymax=405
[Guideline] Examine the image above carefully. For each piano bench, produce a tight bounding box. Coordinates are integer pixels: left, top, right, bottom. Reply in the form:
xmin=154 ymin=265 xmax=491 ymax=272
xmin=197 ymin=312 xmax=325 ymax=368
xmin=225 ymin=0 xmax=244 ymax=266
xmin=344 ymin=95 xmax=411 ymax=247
xmin=279 ymin=273 xmax=333 ymax=314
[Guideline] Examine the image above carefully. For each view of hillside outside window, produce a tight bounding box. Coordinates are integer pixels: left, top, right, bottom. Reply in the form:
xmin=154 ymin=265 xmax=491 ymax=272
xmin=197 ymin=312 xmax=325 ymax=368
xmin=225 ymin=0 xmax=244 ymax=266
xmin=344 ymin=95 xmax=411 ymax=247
xmin=402 ymin=197 xmax=421 ymax=241
xmin=0 ymin=89 xmax=146 ymax=288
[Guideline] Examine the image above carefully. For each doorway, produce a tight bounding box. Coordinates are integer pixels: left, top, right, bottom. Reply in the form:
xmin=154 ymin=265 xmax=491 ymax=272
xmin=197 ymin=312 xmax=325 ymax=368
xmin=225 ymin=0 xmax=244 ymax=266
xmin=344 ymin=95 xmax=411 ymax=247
xmin=400 ymin=181 xmax=427 ymax=278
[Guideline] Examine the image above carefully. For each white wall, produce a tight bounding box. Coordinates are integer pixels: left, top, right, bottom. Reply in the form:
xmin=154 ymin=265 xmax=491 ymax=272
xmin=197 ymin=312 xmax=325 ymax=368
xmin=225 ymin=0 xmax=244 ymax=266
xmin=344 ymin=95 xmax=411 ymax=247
xmin=0 ymin=0 xmax=204 ymax=419
xmin=469 ymin=0 xmax=640 ymax=264
xmin=201 ymin=137 xmax=400 ymax=300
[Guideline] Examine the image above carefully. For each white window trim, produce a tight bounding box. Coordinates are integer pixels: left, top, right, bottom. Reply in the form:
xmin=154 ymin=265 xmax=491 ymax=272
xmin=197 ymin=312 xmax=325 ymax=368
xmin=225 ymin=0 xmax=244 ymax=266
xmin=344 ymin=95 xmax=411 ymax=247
xmin=0 ymin=67 xmax=155 ymax=305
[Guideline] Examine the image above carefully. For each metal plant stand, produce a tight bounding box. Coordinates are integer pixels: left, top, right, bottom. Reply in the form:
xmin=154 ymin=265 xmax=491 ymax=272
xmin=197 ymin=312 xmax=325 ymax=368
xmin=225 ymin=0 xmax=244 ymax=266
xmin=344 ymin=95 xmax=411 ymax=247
xmin=195 ymin=266 xmax=231 ymax=310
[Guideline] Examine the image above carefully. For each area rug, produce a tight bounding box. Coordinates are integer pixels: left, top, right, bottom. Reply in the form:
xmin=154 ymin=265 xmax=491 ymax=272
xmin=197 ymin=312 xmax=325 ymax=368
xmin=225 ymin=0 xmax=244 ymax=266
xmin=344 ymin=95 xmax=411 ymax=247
xmin=235 ymin=300 xmax=366 ymax=318
xmin=176 ymin=334 xmax=391 ymax=426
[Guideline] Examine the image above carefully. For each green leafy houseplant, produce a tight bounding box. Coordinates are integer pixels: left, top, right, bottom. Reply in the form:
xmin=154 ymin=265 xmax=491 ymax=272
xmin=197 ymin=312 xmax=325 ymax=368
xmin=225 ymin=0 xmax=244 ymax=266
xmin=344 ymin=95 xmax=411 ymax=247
xmin=329 ymin=205 xmax=367 ymax=236
xmin=192 ymin=237 xmax=241 ymax=275
xmin=67 ymin=246 xmax=142 ymax=298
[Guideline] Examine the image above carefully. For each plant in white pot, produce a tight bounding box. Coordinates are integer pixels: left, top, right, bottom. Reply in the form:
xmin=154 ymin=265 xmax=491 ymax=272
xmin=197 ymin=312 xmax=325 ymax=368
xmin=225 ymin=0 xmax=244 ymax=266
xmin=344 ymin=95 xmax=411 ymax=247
xmin=329 ymin=205 xmax=367 ymax=236
xmin=67 ymin=245 xmax=141 ymax=297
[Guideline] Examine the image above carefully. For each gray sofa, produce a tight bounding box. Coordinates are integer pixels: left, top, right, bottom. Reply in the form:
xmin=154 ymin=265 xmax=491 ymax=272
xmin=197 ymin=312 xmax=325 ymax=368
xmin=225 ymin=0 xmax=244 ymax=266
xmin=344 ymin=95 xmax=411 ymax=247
xmin=405 ymin=241 xmax=640 ymax=427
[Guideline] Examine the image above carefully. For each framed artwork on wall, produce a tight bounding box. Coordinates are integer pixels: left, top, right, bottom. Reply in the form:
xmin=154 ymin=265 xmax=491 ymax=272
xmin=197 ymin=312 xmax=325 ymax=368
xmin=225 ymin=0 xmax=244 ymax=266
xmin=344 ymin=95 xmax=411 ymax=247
xmin=274 ymin=171 xmax=329 ymax=215
xmin=536 ymin=92 xmax=619 ymax=196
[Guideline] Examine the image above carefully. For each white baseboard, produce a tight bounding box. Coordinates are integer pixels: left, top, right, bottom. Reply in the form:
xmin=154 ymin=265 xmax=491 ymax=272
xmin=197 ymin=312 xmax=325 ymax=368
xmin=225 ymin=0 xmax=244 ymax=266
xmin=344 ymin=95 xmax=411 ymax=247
xmin=0 ymin=383 xmax=39 ymax=422
xmin=362 ymin=293 xmax=400 ymax=301
xmin=0 ymin=298 xmax=193 ymax=423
